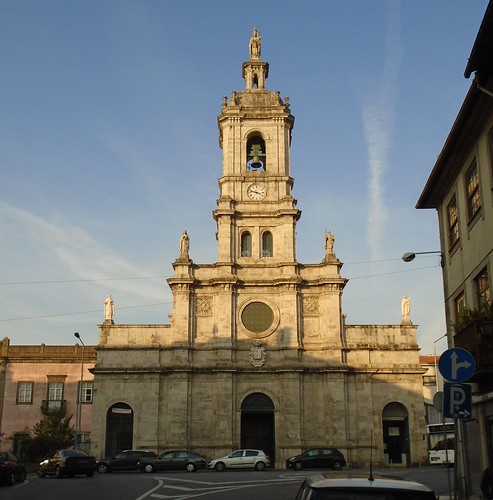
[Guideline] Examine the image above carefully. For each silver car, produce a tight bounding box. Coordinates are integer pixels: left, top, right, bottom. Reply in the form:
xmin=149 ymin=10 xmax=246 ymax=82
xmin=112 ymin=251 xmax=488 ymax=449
xmin=295 ymin=473 xmax=438 ymax=499
xmin=208 ymin=449 xmax=271 ymax=471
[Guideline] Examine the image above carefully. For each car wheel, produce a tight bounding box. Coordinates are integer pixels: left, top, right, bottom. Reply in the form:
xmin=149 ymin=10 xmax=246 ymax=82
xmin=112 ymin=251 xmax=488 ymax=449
xmin=332 ymin=461 xmax=343 ymax=470
xmin=294 ymin=462 xmax=303 ymax=471
xmin=55 ymin=466 xmax=63 ymax=478
xmin=186 ymin=463 xmax=196 ymax=472
xmin=97 ymin=464 xmax=108 ymax=474
xmin=214 ymin=462 xmax=225 ymax=472
xmin=37 ymin=467 xmax=46 ymax=478
xmin=255 ymin=461 xmax=266 ymax=471
xmin=19 ymin=470 xmax=26 ymax=482
xmin=143 ymin=464 xmax=154 ymax=473
xmin=87 ymin=471 xmax=94 ymax=477
xmin=7 ymin=472 xmax=15 ymax=486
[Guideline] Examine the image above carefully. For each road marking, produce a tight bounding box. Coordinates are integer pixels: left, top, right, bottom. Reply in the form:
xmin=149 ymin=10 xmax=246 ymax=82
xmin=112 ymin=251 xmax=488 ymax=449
xmin=136 ymin=475 xmax=303 ymax=500
xmin=135 ymin=477 xmax=165 ymax=500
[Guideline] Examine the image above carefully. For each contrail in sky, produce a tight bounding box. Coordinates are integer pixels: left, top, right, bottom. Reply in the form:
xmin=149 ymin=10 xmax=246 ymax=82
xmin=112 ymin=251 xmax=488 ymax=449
xmin=362 ymin=0 xmax=401 ymax=259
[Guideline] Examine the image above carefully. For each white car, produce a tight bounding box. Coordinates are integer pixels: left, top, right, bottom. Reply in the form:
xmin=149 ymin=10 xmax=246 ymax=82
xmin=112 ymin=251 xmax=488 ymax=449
xmin=208 ymin=449 xmax=271 ymax=471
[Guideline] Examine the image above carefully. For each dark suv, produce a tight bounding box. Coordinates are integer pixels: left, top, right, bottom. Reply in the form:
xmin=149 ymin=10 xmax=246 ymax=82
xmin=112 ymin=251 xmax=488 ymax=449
xmin=96 ymin=450 xmax=158 ymax=473
xmin=286 ymin=448 xmax=346 ymax=471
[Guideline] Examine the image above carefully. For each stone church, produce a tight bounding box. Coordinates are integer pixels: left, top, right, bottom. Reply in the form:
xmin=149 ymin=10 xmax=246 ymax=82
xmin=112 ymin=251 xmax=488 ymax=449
xmin=91 ymin=30 xmax=427 ymax=468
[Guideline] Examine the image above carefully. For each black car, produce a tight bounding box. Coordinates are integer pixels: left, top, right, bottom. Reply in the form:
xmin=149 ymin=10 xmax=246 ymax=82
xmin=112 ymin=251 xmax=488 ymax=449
xmin=96 ymin=450 xmax=158 ymax=473
xmin=138 ymin=450 xmax=207 ymax=473
xmin=38 ymin=449 xmax=96 ymax=478
xmin=286 ymin=448 xmax=346 ymax=471
xmin=0 ymin=452 xmax=26 ymax=485
xmin=295 ymin=473 xmax=438 ymax=499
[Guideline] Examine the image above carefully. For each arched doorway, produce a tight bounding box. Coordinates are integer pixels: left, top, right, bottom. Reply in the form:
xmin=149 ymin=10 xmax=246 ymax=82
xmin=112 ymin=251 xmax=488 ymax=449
xmin=241 ymin=393 xmax=275 ymax=463
xmin=105 ymin=402 xmax=134 ymax=458
xmin=382 ymin=402 xmax=409 ymax=466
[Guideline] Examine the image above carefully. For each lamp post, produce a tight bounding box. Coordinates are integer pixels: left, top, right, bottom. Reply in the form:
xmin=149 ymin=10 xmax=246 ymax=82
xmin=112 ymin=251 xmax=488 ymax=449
xmin=433 ymin=333 xmax=448 ymax=393
xmin=74 ymin=332 xmax=85 ymax=450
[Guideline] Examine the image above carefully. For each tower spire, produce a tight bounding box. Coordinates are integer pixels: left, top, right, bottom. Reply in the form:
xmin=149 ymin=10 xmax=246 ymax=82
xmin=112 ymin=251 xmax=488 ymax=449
xmin=243 ymin=28 xmax=268 ymax=90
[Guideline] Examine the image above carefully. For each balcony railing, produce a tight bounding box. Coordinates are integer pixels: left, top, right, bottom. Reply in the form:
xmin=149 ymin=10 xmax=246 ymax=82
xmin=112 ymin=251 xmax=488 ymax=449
xmin=453 ymin=319 xmax=493 ymax=387
xmin=41 ymin=399 xmax=66 ymax=415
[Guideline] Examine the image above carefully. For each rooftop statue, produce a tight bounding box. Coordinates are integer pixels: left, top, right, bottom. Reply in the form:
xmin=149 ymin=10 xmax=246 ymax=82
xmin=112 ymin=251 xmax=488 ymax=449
xmin=249 ymin=27 xmax=261 ymax=60
xmin=180 ymin=230 xmax=190 ymax=258
xmin=401 ymin=295 xmax=411 ymax=322
xmin=104 ymin=294 xmax=114 ymax=322
xmin=325 ymin=231 xmax=335 ymax=255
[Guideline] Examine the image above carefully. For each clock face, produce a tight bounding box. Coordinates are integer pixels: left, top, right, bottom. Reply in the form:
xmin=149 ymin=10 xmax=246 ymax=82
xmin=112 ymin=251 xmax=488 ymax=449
xmin=247 ymin=184 xmax=266 ymax=200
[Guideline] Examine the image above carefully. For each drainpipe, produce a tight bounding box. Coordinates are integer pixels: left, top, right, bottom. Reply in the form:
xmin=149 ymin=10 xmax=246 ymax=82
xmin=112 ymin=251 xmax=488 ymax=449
xmin=474 ymin=75 xmax=493 ymax=98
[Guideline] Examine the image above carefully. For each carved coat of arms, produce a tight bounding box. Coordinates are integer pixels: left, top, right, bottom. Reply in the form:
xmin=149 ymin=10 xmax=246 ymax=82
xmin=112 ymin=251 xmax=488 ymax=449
xmin=249 ymin=341 xmax=266 ymax=367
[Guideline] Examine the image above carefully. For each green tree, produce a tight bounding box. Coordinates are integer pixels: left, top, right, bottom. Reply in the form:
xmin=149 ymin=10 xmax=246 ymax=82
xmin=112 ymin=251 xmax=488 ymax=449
xmin=23 ymin=407 xmax=76 ymax=461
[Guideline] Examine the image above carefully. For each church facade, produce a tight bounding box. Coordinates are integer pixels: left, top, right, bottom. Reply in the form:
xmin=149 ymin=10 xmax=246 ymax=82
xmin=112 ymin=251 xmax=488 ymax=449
xmin=91 ymin=30 xmax=427 ymax=468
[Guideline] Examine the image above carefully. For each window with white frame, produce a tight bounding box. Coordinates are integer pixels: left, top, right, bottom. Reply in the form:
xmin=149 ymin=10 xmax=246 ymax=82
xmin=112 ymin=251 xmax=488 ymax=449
xmin=47 ymin=381 xmax=64 ymax=411
xmin=79 ymin=381 xmax=93 ymax=403
xmin=48 ymin=382 xmax=63 ymax=401
xmin=16 ymin=382 xmax=33 ymax=404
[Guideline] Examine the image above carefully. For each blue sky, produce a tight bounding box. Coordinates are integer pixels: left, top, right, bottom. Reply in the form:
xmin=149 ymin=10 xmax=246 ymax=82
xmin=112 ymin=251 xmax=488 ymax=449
xmin=0 ymin=0 xmax=488 ymax=354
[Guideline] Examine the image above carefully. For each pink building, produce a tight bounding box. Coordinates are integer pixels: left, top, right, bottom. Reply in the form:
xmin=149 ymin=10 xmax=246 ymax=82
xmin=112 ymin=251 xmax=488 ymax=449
xmin=0 ymin=338 xmax=96 ymax=457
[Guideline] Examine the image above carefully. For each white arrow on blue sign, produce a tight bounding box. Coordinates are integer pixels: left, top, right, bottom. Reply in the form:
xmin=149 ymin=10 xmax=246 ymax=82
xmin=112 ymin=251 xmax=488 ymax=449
xmin=443 ymin=382 xmax=472 ymax=419
xmin=438 ymin=347 xmax=476 ymax=383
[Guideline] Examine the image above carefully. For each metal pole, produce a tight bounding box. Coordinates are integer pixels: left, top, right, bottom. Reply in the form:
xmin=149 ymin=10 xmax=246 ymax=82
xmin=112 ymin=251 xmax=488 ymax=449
xmin=443 ymin=418 xmax=453 ymax=499
xmin=433 ymin=334 xmax=447 ymax=393
xmin=434 ymin=334 xmax=452 ymax=499
xmin=74 ymin=332 xmax=85 ymax=450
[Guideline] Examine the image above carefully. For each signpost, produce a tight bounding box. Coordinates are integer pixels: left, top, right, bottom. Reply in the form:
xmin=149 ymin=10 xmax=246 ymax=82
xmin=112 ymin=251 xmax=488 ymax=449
xmin=438 ymin=347 xmax=476 ymax=500
xmin=438 ymin=347 xmax=475 ymax=419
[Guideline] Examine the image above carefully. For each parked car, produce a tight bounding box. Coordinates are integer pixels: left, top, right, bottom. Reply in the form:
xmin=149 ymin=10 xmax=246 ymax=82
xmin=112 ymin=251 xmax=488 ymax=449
xmin=0 ymin=452 xmax=26 ymax=485
xmin=96 ymin=450 xmax=158 ymax=473
xmin=286 ymin=448 xmax=346 ymax=471
xmin=38 ymin=449 xmax=96 ymax=478
xmin=208 ymin=449 xmax=271 ymax=471
xmin=138 ymin=450 xmax=207 ymax=473
xmin=295 ymin=473 xmax=438 ymax=499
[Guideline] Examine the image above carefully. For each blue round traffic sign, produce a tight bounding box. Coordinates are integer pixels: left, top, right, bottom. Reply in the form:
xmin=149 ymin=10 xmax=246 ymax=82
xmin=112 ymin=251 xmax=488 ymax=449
xmin=438 ymin=347 xmax=476 ymax=383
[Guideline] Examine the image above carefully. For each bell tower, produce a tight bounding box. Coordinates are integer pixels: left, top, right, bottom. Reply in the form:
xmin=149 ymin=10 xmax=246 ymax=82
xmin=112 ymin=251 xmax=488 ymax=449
xmin=169 ymin=28 xmax=345 ymax=350
xmin=214 ymin=28 xmax=299 ymax=269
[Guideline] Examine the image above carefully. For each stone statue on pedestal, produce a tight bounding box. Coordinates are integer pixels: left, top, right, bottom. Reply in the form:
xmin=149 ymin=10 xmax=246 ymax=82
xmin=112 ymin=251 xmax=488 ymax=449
xmin=104 ymin=294 xmax=114 ymax=323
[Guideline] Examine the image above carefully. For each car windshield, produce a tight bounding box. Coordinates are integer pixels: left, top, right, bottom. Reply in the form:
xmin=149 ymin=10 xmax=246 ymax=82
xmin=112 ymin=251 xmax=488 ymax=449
xmin=64 ymin=450 xmax=88 ymax=457
xmin=308 ymin=490 xmax=436 ymax=500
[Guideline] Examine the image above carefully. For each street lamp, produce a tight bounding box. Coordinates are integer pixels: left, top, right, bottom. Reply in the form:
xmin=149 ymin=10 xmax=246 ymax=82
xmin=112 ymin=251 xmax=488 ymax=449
xmin=74 ymin=332 xmax=85 ymax=450
xmin=402 ymin=251 xmax=443 ymax=266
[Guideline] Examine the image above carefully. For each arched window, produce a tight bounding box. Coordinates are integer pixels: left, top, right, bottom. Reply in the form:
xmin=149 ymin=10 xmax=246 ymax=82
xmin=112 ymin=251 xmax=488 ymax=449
xmin=262 ymin=231 xmax=273 ymax=257
xmin=252 ymin=73 xmax=259 ymax=88
xmin=241 ymin=232 xmax=252 ymax=257
xmin=246 ymin=134 xmax=266 ymax=171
